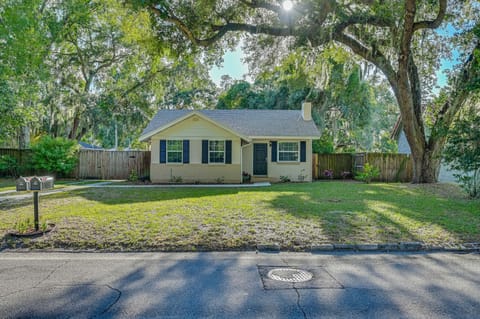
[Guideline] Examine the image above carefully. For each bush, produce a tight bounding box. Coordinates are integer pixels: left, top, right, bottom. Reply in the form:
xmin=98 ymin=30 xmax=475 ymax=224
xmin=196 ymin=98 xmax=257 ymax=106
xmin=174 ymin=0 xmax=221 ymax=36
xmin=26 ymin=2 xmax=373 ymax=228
xmin=30 ymin=136 xmax=79 ymax=176
xmin=128 ymin=169 xmax=138 ymax=182
xmin=443 ymin=108 xmax=480 ymax=198
xmin=279 ymin=175 xmax=291 ymax=183
xmin=0 ymin=155 xmax=19 ymax=177
xmin=356 ymin=163 xmax=380 ymax=183
xmin=313 ymin=135 xmax=334 ymax=154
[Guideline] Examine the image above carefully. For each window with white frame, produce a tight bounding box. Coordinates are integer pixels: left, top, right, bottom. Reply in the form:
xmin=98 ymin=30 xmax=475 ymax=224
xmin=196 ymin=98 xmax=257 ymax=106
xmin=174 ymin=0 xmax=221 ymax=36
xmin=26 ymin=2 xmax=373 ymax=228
xmin=167 ymin=140 xmax=183 ymax=163
xmin=209 ymin=140 xmax=225 ymax=163
xmin=278 ymin=142 xmax=299 ymax=162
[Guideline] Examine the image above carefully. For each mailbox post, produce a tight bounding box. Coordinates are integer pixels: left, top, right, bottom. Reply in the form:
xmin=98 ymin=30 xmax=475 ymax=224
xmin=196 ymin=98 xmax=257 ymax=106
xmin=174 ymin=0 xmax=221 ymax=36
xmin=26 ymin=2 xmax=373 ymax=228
xmin=15 ymin=176 xmax=54 ymax=231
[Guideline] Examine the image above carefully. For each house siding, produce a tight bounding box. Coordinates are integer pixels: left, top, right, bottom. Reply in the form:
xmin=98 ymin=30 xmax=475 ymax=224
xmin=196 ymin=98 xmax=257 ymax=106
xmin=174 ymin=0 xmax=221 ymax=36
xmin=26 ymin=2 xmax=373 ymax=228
xmin=150 ymin=164 xmax=241 ymax=183
xmin=243 ymin=139 xmax=313 ymax=182
xmin=397 ymin=130 xmax=412 ymax=154
xmin=150 ymin=115 xmax=242 ymax=183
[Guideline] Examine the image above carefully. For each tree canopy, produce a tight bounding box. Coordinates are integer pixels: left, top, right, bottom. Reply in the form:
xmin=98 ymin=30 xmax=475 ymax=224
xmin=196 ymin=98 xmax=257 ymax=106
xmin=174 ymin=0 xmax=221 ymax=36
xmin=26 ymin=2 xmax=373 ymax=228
xmin=136 ymin=0 xmax=480 ymax=182
xmin=0 ymin=0 xmax=215 ymax=149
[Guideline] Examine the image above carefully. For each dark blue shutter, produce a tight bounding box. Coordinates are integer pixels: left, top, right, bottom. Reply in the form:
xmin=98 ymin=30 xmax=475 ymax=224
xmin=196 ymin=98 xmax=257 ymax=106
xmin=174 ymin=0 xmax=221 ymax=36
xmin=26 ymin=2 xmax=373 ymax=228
xmin=159 ymin=140 xmax=166 ymax=163
xmin=271 ymin=141 xmax=277 ymax=162
xmin=202 ymin=140 xmax=208 ymax=164
xmin=225 ymin=140 xmax=232 ymax=164
xmin=300 ymin=141 xmax=306 ymax=162
xmin=183 ymin=140 xmax=189 ymax=163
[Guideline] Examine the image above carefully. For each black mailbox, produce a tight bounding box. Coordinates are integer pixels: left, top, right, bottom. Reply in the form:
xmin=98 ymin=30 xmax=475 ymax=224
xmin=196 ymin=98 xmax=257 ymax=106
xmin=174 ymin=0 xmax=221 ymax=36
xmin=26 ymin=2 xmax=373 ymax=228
xmin=16 ymin=177 xmax=31 ymax=191
xmin=30 ymin=176 xmax=42 ymax=191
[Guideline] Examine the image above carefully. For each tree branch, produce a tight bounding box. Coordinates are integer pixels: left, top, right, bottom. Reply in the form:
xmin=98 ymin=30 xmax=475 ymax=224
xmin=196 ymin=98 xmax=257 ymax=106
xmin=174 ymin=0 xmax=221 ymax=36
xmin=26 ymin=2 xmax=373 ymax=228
xmin=149 ymin=4 xmax=201 ymax=45
xmin=150 ymin=3 xmax=293 ymax=47
xmin=427 ymin=40 xmax=479 ymax=154
xmin=413 ymin=0 xmax=447 ymax=31
xmin=408 ymin=55 xmax=423 ymax=126
xmin=120 ymin=67 xmax=165 ymax=98
xmin=239 ymin=0 xmax=282 ymax=14
xmin=333 ymin=32 xmax=398 ymax=89
xmin=335 ymin=13 xmax=395 ymax=32
xmin=400 ymin=0 xmax=416 ymax=66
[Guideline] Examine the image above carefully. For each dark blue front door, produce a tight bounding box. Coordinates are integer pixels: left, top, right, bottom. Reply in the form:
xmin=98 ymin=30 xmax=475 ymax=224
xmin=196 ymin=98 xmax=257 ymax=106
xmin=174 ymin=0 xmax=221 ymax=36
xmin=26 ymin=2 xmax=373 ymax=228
xmin=253 ymin=144 xmax=268 ymax=175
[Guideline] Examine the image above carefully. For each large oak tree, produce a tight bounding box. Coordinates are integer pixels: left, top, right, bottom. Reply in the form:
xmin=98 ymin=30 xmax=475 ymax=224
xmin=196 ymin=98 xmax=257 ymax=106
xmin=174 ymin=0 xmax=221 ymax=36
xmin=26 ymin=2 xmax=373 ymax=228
xmin=137 ymin=0 xmax=480 ymax=182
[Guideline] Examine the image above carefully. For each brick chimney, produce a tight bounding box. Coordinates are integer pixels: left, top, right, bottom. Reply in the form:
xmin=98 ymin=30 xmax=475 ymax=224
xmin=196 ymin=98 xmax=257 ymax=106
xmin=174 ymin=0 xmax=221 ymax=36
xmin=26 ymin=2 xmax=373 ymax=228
xmin=301 ymin=102 xmax=312 ymax=121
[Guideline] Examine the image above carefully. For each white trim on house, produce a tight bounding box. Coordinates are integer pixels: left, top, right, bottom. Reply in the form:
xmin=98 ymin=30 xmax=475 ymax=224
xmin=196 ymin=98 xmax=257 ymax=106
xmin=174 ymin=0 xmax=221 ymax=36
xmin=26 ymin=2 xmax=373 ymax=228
xmin=166 ymin=139 xmax=183 ymax=164
xmin=208 ymin=140 xmax=226 ymax=164
xmin=277 ymin=141 xmax=300 ymax=163
xmin=140 ymin=111 xmax=251 ymax=142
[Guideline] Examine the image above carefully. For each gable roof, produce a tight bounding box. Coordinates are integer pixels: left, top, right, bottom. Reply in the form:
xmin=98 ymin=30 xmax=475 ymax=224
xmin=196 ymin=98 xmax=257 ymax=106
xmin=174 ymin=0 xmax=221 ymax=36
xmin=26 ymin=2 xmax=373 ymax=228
xmin=78 ymin=141 xmax=103 ymax=150
xmin=140 ymin=109 xmax=321 ymax=141
xmin=391 ymin=115 xmax=403 ymax=140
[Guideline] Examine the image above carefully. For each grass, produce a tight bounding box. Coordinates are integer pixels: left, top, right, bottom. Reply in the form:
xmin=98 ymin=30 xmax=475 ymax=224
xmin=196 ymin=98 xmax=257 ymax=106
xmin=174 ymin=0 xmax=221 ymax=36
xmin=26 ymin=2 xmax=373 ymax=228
xmin=0 ymin=178 xmax=16 ymax=192
xmin=0 ymin=182 xmax=478 ymax=251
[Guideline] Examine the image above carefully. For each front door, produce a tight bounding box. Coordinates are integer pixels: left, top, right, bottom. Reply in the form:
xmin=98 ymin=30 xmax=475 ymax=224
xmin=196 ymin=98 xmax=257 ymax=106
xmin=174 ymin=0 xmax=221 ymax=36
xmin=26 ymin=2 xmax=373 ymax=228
xmin=253 ymin=143 xmax=268 ymax=175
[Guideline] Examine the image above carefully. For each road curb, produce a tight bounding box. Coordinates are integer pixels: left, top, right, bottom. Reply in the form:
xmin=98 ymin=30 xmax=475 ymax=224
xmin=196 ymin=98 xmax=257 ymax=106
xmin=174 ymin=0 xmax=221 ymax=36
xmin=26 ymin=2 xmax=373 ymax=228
xmin=2 ymin=242 xmax=480 ymax=254
xmin=310 ymin=242 xmax=480 ymax=253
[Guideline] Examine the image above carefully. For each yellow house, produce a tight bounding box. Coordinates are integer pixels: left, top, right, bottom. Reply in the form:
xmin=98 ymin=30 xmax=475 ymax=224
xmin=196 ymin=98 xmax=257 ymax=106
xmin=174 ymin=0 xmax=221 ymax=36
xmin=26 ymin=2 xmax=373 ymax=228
xmin=139 ymin=103 xmax=320 ymax=183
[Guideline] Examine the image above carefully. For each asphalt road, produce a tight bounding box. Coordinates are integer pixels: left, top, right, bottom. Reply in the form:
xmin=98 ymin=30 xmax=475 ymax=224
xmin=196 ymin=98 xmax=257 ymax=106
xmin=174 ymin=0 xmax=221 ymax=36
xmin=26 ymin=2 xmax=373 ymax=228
xmin=0 ymin=251 xmax=479 ymax=318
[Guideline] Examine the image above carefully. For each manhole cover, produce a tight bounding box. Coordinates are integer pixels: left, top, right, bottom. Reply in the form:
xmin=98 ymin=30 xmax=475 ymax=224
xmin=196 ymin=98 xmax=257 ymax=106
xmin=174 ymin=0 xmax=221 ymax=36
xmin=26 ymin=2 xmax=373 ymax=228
xmin=267 ymin=268 xmax=313 ymax=283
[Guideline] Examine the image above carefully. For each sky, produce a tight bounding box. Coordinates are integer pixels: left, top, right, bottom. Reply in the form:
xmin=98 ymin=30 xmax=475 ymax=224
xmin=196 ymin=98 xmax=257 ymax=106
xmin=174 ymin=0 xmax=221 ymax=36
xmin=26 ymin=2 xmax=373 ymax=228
xmin=209 ymin=45 xmax=248 ymax=85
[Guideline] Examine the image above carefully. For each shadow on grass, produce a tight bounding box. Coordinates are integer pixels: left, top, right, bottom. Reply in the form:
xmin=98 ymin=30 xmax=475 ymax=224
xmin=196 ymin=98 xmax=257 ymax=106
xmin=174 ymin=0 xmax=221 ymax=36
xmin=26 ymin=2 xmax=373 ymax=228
xmin=262 ymin=182 xmax=480 ymax=244
xmin=1 ymin=182 xmax=478 ymax=247
xmin=57 ymin=186 xmax=243 ymax=205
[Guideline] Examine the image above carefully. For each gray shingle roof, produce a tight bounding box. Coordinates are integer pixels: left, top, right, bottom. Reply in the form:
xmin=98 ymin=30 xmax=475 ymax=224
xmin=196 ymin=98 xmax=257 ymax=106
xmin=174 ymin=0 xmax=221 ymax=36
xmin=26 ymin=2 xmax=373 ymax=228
xmin=140 ymin=109 xmax=320 ymax=140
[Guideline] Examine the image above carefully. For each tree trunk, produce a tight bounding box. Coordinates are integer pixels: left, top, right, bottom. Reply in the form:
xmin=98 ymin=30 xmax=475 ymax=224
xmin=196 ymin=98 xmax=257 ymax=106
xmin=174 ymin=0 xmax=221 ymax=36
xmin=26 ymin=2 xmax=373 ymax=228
xmin=18 ymin=126 xmax=30 ymax=149
xmin=68 ymin=112 xmax=80 ymax=140
xmin=411 ymin=147 xmax=441 ymax=183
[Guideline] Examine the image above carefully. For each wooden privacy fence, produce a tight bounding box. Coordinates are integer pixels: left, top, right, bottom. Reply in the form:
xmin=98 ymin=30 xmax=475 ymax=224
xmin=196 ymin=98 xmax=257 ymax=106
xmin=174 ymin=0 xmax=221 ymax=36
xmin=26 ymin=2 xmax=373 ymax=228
xmin=75 ymin=150 xmax=150 ymax=179
xmin=0 ymin=149 xmax=150 ymax=179
xmin=313 ymin=153 xmax=353 ymax=179
xmin=313 ymin=152 xmax=413 ymax=182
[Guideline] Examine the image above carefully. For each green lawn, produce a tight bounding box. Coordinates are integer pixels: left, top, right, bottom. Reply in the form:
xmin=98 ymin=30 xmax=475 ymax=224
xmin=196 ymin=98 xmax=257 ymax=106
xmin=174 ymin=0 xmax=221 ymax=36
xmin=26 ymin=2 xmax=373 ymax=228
xmin=0 ymin=182 xmax=478 ymax=250
xmin=0 ymin=178 xmax=16 ymax=192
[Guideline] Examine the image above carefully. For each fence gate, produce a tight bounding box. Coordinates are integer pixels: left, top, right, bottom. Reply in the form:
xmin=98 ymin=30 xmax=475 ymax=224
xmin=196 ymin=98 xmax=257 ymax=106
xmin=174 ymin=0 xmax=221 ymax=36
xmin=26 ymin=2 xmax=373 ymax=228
xmin=354 ymin=153 xmax=366 ymax=172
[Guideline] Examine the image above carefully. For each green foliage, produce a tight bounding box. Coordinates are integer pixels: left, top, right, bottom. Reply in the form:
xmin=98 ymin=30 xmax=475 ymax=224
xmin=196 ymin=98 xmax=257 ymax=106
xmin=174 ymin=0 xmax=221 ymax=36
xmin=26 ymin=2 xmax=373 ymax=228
xmin=215 ymin=48 xmax=397 ymax=154
xmin=279 ymin=176 xmax=291 ymax=183
xmin=374 ymin=132 xmax=398 ymax=153
xmin=14 ymin=218 xmax=33 ymax=234
xmin=41 ymin=221 xmax=48 ymax=233
xmin=30 ymin=136 xmax=79 ymax=176
xmin=1 ymin=0 xmax=215 ymax=148
xmin=443 ymin=107 xmax=480 ymax=198
xmin=0 ymin=155 xmax=19 ymax=177
xmin=128 ymin=169 xmax=139 ymax=182
xmin=356 ymin=163 xmax=380 ymax=184
xmin=0 ymin=0 xmax=55 ymax=143
xmin=313 ymin=135 xmax=334 ymax=154
xmin=170 ymin=176 xmax=183 ymax=183
xmin=13 ymin=218 xmax=49 ymax=234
